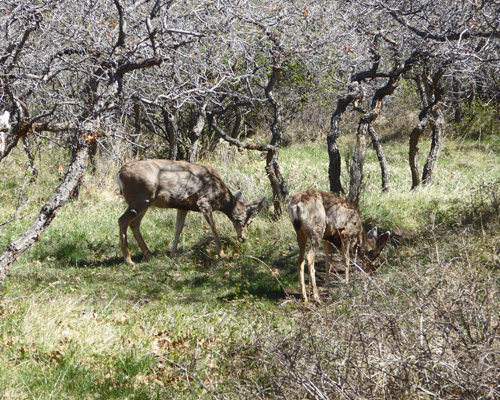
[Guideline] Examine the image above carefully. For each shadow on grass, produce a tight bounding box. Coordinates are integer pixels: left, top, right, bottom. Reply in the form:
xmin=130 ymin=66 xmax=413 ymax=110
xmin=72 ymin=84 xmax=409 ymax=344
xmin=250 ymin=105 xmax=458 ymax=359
xmin=28 ymin=233 xmax=352 ymax=304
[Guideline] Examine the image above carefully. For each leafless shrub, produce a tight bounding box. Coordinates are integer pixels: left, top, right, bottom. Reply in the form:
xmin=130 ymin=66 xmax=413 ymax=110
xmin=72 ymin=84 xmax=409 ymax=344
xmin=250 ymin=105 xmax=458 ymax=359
xmin=218 ymin=227 xmax=500 ymax=399
xmin=464 ymin=179 xmax=500 ymax=227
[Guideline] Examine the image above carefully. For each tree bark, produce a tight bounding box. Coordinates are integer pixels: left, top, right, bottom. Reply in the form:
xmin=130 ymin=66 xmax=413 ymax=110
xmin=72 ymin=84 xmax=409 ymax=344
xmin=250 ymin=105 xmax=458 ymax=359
xmin=0 ymin=136 xmax=89 ymax=284
xmin=265 ymin=150 xmax=288 ymax=217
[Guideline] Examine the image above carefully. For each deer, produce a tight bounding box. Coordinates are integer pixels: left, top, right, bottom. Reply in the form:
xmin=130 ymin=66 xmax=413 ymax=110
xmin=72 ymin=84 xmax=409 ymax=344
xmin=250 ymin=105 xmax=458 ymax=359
xmin=289 ymin=188 xmax=390 ymax=303
xmin=116 ymin=159 xmax=266 ymax=266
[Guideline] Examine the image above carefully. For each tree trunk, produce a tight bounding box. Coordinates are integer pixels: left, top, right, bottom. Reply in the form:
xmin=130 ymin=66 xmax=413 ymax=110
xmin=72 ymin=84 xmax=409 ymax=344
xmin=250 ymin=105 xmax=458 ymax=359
xmin=422 ymin=109 xmax=444 ymax=186
xmin=0 ymin=137 xmax=89 ymax=284
xmin=348 ymin=115 xmax=371 ymax=205
xmin=347 ymin=49 xmax=419 ymax=204
xmin=265 ymin=149 xmax=288 ymax=217
xmin=409 ymin=67 xmax=444 ymax=189
xmin=327 ymin=83 xmax=364 ymax=195
xmin=452 ymin=75 xmax=463 ymax=123
xmin=210 ymin=118 xmax=282 ymax=216
xmin=163 ymin=108 xmax=179 ymax=160
xmin=265 ymin=66 xmax=289 ymax=216
xmin=132 ymin=102 xmax=142 ymax=157
xmin=188 ymin=103 xmax=207 ymax=163
xmin=22 ymin=135 xmax=38 ymax=181
xmin=327 ymin=111 xmax=343 ymax=195
xmin=231 ymin=105 xmax=244 ymax=139
xmin=0 ymin=97 xmax=31 ymax=163
xmin=368 ymin=124 xmax=389 ymax=192
xmin=409 ymin=117 xmax=430 ymax=189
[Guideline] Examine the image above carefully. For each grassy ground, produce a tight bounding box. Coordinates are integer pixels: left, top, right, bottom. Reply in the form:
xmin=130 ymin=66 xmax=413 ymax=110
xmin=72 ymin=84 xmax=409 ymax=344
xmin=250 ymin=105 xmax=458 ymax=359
xmin=0 ymin=129 xmax=499 ymax=399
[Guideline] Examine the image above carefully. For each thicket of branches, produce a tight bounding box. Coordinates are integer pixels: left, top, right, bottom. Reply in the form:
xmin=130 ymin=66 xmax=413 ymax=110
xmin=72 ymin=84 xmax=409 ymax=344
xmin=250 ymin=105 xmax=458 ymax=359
xmin=1 ymin=0 xmax=499 ymax=281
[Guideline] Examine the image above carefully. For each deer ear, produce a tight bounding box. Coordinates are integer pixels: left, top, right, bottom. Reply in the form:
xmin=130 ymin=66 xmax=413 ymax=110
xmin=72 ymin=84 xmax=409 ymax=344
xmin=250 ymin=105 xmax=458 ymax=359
xmin=247 ymin=197 xmax=266 ymax=215
xmin=377 ymin=232 xmax=390 ymax=247
xmin=367 ymin=227 xmax=378 ymax=240
xmin=234 ymin=190 xmax=243 ymax=202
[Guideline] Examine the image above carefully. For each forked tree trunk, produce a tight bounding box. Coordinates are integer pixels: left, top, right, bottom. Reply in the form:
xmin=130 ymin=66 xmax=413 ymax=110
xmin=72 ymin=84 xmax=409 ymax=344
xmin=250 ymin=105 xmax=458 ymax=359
xmin=422 ymin=109 xmax=444 ymax=185
xmin=210 ymin=119 xmax=288 ymax=218
xmin=0 ymin=137 xmax=89 ymax=284
xmin=409 ymin=67 xmax=444 ymax=189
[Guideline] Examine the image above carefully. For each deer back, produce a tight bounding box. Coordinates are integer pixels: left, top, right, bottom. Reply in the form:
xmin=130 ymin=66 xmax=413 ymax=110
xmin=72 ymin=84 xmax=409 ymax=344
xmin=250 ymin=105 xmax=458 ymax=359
xmin=320 ymin=190 xmax=364 ymax=245
xmin=117 ymin=159 xmax=231 ymax=212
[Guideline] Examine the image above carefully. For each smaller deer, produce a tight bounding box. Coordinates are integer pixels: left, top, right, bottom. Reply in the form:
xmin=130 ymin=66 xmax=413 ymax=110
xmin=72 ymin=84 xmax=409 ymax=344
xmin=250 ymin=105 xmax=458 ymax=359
xmin=289 ymin=188 xmax=389 ymax=303
xmin=116 ymin=159 xmax=266 ymax=266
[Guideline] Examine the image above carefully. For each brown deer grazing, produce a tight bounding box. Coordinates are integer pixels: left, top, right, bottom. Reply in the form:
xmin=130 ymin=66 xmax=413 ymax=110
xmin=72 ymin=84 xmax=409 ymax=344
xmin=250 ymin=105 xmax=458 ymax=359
xmin=289 ymin=188 xmax=389 ymax=303
xmin=116 ymin=159 xmax=266 ymax=266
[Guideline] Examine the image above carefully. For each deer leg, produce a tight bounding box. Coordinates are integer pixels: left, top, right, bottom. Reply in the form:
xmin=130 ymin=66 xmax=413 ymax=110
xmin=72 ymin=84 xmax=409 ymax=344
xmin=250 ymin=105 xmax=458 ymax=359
xmin=306 ymin=239 xmax=321 ymax=304
xmin=129 ymin=209 xmax=152 ymax=260
xmin=201 ymin=209 xmax=224 ymax=257
xmin=118 ymin=206 xmax=141 ymax=266
xmin=170 ymin=209 xmax=188 ymax=257
xmin=296 ymin=231 xmax=308 ymax=303
xmin=323 ymin=240 xmax=334 ymax=283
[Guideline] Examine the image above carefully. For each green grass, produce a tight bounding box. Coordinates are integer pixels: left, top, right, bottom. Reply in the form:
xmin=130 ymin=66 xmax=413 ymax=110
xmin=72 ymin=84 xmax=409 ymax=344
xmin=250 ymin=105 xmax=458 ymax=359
xmin=1 ymin=130 xmax=500 ymax=398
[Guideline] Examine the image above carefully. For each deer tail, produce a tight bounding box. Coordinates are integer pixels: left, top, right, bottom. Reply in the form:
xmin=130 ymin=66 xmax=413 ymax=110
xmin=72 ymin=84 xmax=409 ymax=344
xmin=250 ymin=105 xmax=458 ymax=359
xmin=289 ymin=203 xmax=306 ymax=231
xmin=115 ymin=171 xmax=123 ymax=196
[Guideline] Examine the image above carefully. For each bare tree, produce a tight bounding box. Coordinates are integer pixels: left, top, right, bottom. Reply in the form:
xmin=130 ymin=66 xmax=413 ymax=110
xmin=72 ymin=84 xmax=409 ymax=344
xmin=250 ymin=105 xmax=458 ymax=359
xmin=409 ymin=66 xmax=445 ymax=189
xmin=0 ymin=0 xmax=172 ymax=283
xmin=348 ymin=51 xmax=421 ymax=205
xmin=381 ymin=0 xmax=500 ymax=187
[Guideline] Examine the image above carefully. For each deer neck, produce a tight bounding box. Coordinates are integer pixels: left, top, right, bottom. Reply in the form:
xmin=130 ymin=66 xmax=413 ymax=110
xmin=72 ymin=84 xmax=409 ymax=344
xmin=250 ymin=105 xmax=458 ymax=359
xmin=220 ymin=192 xmax=241 ymax=219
